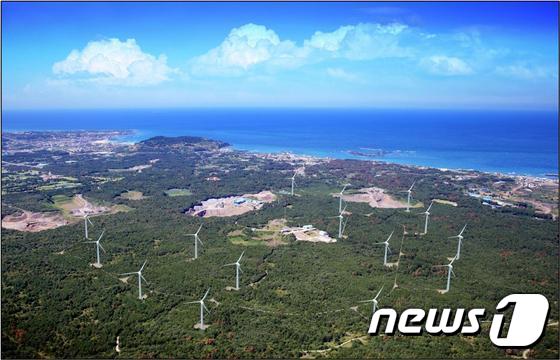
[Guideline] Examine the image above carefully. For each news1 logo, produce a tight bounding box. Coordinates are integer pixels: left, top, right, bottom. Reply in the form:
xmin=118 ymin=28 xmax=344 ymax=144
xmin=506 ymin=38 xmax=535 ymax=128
xmin=368 ymin=294 xmax=549 ymax=347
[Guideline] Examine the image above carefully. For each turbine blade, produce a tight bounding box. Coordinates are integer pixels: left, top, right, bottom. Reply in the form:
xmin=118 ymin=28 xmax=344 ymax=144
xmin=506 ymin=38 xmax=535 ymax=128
xmin=387 ymin=246 xmax=392 ymax=254
xmin=237 ymin=251 xmax=245 ymax=263
xmin=140 ymin=260 xmax=147 ymax=272
xmin=141 ymin=274 xmax=148 ymax=284
xmin=427 ymin=201 xmax=433 ymax=212
xmin=459 ymin=224 xmax=467 ymax=236
xmin=87 ymin=217 xmax=94 ymax=226
xmin=223 ymin=263 xmax=236 ymax=267
xmin=99 ymin=243 xmax=106 ymax=253
xmin=238 ymin=266 xmax=243 ymax=273
xmin=359 ymin=300 xmax=373 ymax=303
xmin=83 ymin=241 xmax=96 ymax=244
xmin=374 ymin=286 xmax=384 ymax=300
xmin=387 ymin=231 xmax=394 ymax=243
xmin=197 ymin=236 xmax=204 ymax=245
xmin=409 ymin=182 xmax=415 ymax=191
xmin=120 ymin=272 xmax=136 ymax=276
xmin=202 ymin=288 xmax=210 ymax=301
xmin=186 ymin=301 xmax=200 ymax=304
xmin=203 ymin=303 xmax=210 ymax=313
xmin=97 ymin=230 xmax=105 ymax=242
xmin=341 ymin=217 xmax=349 ymax=234
xmin=196 ymin=224 xmax=203 ymax=234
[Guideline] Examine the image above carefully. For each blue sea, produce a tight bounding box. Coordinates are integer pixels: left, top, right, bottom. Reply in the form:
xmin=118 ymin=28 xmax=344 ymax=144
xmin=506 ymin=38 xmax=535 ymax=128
xmin=3 ymin=108 xmax=558 ymax=177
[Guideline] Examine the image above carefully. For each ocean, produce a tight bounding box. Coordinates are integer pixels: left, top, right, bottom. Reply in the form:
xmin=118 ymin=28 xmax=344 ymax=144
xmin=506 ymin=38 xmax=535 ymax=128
xmin=3 ymin=108 xmax=558 ymax=177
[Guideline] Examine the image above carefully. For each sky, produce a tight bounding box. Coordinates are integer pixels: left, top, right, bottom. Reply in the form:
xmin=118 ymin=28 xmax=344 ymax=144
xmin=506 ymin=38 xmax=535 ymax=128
xmin=2 ymin=2 xmax=558 ymax=110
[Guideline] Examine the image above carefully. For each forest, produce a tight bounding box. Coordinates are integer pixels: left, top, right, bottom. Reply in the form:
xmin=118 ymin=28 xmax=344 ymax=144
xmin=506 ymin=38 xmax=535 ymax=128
xmin=1 ymin=134 xmax=558 ymax=359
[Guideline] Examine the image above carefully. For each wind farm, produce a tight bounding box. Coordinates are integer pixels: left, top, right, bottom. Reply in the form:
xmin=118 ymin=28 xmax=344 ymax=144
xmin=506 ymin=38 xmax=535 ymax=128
xmin=2 ymin=132 xmax=558 ymax=359
xmin=2 ymin=2 xmax=558 ymax=356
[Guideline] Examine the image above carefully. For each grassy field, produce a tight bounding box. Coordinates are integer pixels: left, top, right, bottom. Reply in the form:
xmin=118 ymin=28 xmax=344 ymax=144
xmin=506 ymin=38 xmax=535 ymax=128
xmin=164 ymin=188 xmax=193 ymax=197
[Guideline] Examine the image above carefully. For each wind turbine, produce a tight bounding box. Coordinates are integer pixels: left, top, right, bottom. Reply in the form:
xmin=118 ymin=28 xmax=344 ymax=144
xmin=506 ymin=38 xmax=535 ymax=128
xmin=405 ymin=182 xmax=415 ymax=212
xmin=224 ymin=251 xmax=245 ymax=290
xmin=418 ymin=201 xmax=434 ymax=235
xmin=84 ymin=214 xmax=93 ymax=239
xmin=330 ymin=204 xmax=348 ymax=239
xmin=290 ymin=171 xmax=297 ymax=196
xmin=435 ymin=256 xmax=456 ymax=293
xmin=187 ymin=225 xmax=203 ymax=259
xmin=448 ymin=224 xmax=467 ymax=260
xmin=120 ymin=261 xmax=148 ymax=300
xmin=360 ymin=286 xmax=384 ymax=317
xmin=374 ymin=231 xmax=393 ymax=266
xmin=188 ymin=288 xmax=210 ymax=330
xmin=84 ymin=230 xmax=105 ymax=267
xmin=338 ymin=184 xmax=349 ymax=213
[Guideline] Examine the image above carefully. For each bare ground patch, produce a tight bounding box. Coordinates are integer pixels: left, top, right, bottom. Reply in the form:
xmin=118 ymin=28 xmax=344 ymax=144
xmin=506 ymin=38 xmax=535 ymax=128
xmin=336 ymin=187 xmax=418 ymax=209
xmin=187 ymin=191 xmax=277 ymax=218
xmin=2 ymin=210 xmax=68 ymax=232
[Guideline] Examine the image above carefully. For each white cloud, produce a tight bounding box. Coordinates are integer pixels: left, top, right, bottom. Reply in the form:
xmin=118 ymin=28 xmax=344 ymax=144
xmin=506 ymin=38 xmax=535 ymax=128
xmin=306 ymin=23 xmax=410 ymax=60
xmin=190 ymin=22 xmax=411 ymax=76
xmin=52 ymin=38 xmax=174 ymax=86
xmin=326 ymin=68 xmax=359 ymax=82
xmin=189 ymin=23 xmax=305 ymax=76
xmin=495 ymin=64 xmax=556 ymax=80
xmin=421 ymin=55 xmax=473 ymax=76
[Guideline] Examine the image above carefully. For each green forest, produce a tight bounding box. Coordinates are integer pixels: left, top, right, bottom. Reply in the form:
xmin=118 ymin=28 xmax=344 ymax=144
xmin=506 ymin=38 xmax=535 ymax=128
xmin=1 ymin=135 xmax=558 ymax=359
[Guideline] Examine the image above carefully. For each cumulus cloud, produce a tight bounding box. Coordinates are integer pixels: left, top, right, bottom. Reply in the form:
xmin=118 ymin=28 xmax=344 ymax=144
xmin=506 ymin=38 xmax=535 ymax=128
xmin=189 ymin=22 xmax=411 ymax=76
xmin=189 ymin=23 xmax=306 ymax=76
xmin=52 ymin=38 xmax=174 ymax=86
xmin=421 ymin=55 xmax=473 ymax=76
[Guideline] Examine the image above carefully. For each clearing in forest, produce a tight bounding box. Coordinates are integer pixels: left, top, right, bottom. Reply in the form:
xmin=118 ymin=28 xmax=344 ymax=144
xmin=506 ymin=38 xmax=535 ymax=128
xmin=187 ymin=191 xmax=277 ymax=217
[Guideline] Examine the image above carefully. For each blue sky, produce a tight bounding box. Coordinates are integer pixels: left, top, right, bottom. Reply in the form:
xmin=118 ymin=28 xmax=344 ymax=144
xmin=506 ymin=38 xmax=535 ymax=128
xmin=2 ymin=2 xmax=558 ymax=110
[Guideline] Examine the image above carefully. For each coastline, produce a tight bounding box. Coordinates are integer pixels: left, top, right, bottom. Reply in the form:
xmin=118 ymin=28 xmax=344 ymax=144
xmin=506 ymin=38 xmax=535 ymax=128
xmin=108 ymin=130 xmax=558 ymax=182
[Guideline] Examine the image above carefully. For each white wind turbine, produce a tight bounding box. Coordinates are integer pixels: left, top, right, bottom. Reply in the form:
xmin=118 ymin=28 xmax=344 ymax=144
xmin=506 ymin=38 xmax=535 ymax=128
xmin=330 ymin=204 xmax=348 ymax=239
xmin=120 ymin=261 xmax=148 ymax=300
xmin=187 ymin=225 xmax=203 ymax=259
xmin=84 ymin=230 xmax=105 ymax=267
xmin=84 ymin=214 xmax=93 ymax=239
xmin=449 ymin=224 xmax=467 ymax=260
xmin=435 ymin=256 xmax=456 ymax=294
xmin=224 ymin=251 xmax=245 ymax=290
xmin=418 ymin=201 xmax=434 ymax=235
xmin=374 ymin=231 xmax=393 ymax=266
xmin=360 ymin=286 xmax=384 ymax=317
xmin=290 ymin=171 xmax=297 ymax=196
xmin=188 ymin=288 xmax=210 ymax=330
xmin=405 ymin=181 xmax=415 ymax=212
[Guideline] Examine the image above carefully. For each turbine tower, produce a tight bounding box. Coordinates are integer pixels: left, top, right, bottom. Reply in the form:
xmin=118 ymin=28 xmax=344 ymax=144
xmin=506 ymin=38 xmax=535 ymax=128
xmin=419 ymin=201 xmax=434 ymax=234
xmin=84 ymin=214 xmax=93 ymax=239
xmin=405 ymin=182 xmax=415 ymax=212
xmin=84 ymin=230 xmax=105 ymax=267
xmin=187 ymin=225 xmax=203 ymax=259
xmin=374 ymin=231 xmax=393 ymax=266
xmin=435 ymin=256 xmax=456 ymax=293
xmin=330 ymin=204 xmax=348 ymax=239
xmin=188 ymin=288 xmax=210 ymax=330
xmin=448 ymin=224 xmax=467 ymax=260
xmin=290 ymin=171 xmax=297 ymax=196
xmin=120 ymin=261 xmax=148 ymax=300
xmin=224 ymin=251 xmax=245 ymax=290
xmin=360 ymin=286 xmax=384 ymax=317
